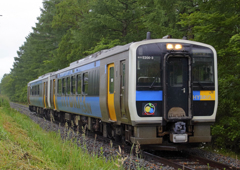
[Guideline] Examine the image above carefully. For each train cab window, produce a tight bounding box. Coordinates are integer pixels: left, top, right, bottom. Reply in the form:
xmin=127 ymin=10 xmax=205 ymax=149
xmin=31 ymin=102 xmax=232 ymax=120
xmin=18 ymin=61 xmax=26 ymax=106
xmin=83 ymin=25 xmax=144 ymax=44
xmin=83 ymin=73 xmax=88 ymax=94
xmin=71 ymin=76 xmax=76 ymax=94
xmin=169 ymin=59 xmax=183 ymax=86
xmin=136 ymin=56 xmax=161 ymax=89
xmin=77 ymin=74 xmax=82 ymax=94
xmin=58 ymin=79 xmax=62 ymax=94
xmin=192 ymin=57 xmax=214 ymax=83
xmin=67 ymin=77 xmax=70 ymax=95
xmin=62 ymin=78 xmax=66 ymax=94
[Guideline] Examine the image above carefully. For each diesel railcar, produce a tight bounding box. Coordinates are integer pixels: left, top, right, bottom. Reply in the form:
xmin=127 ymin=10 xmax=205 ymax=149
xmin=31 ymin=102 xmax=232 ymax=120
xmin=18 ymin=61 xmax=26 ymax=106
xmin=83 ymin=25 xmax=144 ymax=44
xmin=28 ymin=35 xmax=218 ymax=148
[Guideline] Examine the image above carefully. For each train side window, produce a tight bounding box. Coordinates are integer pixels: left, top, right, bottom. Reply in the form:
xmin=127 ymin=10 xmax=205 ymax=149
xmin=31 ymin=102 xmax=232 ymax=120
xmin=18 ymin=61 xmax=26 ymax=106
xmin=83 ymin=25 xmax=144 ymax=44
xmin=67 ymin=77 xmax=70 ymax=95
xmin=34 ymin=86 xmax=36 ymax=95
xmin=109 ymin=67 xmax=114 ymax=94
xmin=71 ymin=76 xmax=76 ymax=94
xmin=38 ymin=85 xmax=39 ymax=95
xmin=62 ymin=78 xmax=65 ymax=94
xmin=77 ymin=74 xmax=82 ymax=94
xmin=83 ymin=73 xmax=88 ymax=95
xmin=58 ymin=79 xmax=62 ymax=94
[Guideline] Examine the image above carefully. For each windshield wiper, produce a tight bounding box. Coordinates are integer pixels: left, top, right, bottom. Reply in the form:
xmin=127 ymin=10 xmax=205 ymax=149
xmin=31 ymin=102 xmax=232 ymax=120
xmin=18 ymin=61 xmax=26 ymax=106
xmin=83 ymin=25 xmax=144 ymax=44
xmin=196 ymin=81 xmax=205 ymax=89
xmin=149 ymin=77 xmax=157 ymax=89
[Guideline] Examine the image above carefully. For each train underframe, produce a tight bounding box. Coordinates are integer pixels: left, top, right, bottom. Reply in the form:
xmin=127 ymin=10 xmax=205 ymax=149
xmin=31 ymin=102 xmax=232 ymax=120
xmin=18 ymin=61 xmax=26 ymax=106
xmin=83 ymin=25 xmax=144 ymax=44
xmin=29 ymin=105 xmax=213 ymax=150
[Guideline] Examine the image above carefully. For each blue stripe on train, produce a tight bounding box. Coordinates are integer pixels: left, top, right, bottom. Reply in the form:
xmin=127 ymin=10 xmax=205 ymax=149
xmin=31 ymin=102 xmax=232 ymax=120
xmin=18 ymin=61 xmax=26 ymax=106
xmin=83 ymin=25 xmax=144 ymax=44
xmin=58 ymin=60 xmax=100 ymax=78
xmin=56 ymin=96 xmax=102 ymax=118
xmin=136 ymin=91 xmax=163 ymax=101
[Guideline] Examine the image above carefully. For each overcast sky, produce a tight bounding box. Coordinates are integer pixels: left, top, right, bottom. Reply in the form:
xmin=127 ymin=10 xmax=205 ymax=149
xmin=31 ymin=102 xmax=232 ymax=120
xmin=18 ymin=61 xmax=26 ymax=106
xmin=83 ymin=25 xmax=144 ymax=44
xmin=0 ymin=0 xmax=43 ymax=81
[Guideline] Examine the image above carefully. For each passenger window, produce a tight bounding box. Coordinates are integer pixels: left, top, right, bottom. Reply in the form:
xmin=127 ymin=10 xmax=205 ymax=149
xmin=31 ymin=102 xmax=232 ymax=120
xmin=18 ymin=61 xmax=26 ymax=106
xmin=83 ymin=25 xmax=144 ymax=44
xmin=62 ymin=78 xmax=65 ymax=94
xmin=77 ymin=74 xmax=82 ymax=94
xmin=71 ymin=76 xmax=76 ymax=94
xmin=58 ymin=79 xmax=62 ymax=94
xmin=67 ymin=77 xmax=70 ymax=94
xmin=109 ymin=67 xmax=114 ymax=94
xmin=83 ymin=73 xmax=88 ymax=94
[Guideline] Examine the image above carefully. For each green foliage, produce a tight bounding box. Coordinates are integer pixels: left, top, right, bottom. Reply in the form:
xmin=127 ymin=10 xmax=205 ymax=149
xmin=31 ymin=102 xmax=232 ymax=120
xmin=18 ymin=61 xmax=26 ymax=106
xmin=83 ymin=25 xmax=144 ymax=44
xmin=0 ymin=96 xmax=10 ymax=108
xmin=84 ymin=38 xmax=122 ymax=55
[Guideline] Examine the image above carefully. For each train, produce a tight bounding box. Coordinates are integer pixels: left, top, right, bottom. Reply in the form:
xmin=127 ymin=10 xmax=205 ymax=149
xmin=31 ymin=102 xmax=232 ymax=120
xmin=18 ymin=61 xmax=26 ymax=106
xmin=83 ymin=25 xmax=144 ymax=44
xmin=28 ymin=33 xmax=218 ymax=149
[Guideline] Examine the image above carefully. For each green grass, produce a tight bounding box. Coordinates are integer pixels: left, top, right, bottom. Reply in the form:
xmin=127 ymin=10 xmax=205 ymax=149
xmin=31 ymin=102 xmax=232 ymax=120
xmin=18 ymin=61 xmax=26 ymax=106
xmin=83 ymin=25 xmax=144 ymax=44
xmin=0 ymin=96 xmax=122 ymax=170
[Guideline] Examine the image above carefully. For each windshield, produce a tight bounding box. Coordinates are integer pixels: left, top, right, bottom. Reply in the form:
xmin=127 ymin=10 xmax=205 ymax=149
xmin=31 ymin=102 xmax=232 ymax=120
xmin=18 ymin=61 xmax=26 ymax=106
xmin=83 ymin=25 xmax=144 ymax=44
xmin=192 ymin=57 xmax=214 ymax=83
xmin=136 ymin=56 xmax=161 ymax=88
xmin=192 ymin=45 xmax=214 ymax=84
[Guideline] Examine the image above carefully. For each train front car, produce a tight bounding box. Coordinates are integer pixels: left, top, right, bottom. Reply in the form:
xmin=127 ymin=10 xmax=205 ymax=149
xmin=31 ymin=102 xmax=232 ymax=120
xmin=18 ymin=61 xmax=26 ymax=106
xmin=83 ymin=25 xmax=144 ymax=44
xmin=128 ymin=39 xmax=217 ymax=147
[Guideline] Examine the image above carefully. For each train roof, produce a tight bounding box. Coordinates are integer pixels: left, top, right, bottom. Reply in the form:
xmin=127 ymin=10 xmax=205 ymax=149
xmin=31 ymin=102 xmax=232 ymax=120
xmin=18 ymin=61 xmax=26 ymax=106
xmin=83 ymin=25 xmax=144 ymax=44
xmin=54 ymin=42 xmax=132 ymax=75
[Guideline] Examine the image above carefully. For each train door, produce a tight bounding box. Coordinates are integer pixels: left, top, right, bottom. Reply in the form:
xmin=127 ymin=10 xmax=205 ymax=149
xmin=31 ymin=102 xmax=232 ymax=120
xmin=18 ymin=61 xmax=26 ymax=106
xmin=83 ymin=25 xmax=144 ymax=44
xmin=120 ymin=61 xmax=126 ymax=118
xmin=46 ymin=82 xmax=48 ymax=108
xmin=53 ymin=79 xmax=57 ymax=110
xmin=47 ymin=76 xmax=51 ymax=108
xmin=43 ymin=82 xmax=47 ymax=108
xmin=107 ymin=63 xmax=117 ymax=121
xmin=50 ymin=80 xmax=53 ymax=107
xmin=164 ymin=56 xmax=192 ymax=120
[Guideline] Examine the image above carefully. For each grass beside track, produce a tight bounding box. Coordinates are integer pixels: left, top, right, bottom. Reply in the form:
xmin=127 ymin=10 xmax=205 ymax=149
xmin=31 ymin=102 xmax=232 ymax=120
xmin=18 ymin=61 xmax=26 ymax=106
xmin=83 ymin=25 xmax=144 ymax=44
xmin=0 ymin=97 xmax=121 ymax=170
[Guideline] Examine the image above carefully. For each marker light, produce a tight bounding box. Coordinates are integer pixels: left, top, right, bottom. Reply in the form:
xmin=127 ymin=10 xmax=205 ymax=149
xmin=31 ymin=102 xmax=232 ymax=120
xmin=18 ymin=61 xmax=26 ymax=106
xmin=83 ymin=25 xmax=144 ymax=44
xmin=175 ymin=44 xmax=182 ymax=50
xmin=166 ymin=44 xmax=174 ymax=50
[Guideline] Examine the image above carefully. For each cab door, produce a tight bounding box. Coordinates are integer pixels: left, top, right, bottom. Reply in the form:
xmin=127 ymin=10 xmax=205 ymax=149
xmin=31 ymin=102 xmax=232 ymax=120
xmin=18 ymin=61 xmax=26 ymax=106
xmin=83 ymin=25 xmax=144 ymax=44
xmin=164 ymin=56 xmax=192 ymax=120
xmin=107 ymin=63 xmax=117 ymax=121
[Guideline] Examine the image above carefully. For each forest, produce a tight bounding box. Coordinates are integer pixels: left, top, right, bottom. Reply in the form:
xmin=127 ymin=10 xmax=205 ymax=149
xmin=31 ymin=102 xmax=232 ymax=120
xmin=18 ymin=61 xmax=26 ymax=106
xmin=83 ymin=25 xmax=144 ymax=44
xmin=0 ymin=0 xmax=240 ymax=152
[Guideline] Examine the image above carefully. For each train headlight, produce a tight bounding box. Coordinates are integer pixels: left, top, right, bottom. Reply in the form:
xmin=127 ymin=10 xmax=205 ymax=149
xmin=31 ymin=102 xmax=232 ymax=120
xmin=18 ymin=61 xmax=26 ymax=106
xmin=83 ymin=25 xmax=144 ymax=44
xmin=166 ymin=44 xmax=174 ymax=50
xmin=175 ymin=44 xmax=182 ymax=50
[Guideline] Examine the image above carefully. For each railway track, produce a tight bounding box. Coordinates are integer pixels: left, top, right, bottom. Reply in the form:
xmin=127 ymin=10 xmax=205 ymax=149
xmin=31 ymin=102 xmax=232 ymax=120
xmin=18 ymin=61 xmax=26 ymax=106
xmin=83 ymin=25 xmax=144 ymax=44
xmin=10 ymin=102 xmax=240 ymax=170
xmin=142 ymin=151 xmax=237 ymax=170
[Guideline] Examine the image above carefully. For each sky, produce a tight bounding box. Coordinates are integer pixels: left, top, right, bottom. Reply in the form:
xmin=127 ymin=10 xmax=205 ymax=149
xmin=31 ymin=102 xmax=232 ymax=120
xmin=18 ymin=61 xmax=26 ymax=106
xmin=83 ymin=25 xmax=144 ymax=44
xmin=0 ymin=0 xmax=43 ymax=81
